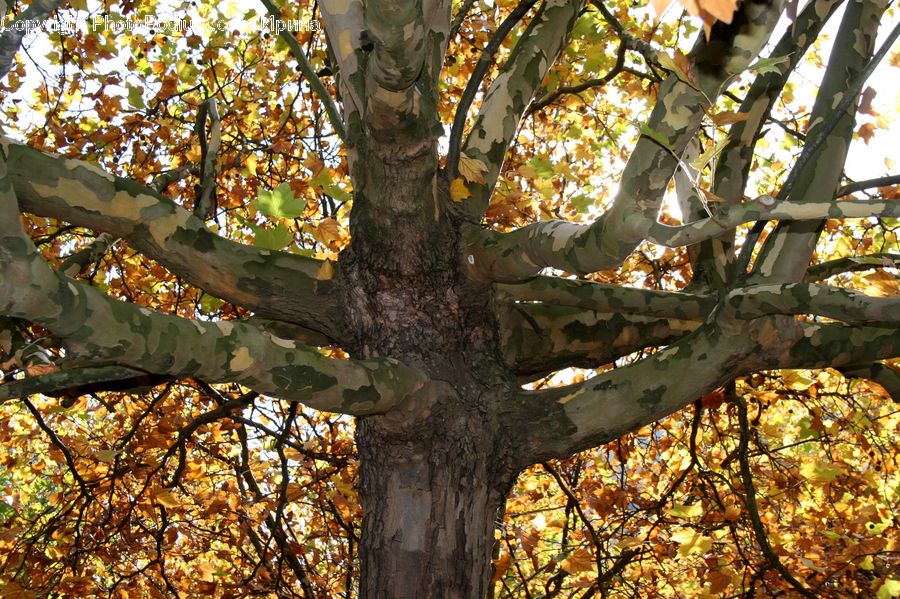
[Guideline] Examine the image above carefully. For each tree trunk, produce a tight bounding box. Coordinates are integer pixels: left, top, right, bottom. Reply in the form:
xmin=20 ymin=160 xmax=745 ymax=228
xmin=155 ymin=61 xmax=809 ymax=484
xmin=340 ymin=138 xmax=519 ymax=597
xmin=356 ymin=403 xmax=515 ymax=599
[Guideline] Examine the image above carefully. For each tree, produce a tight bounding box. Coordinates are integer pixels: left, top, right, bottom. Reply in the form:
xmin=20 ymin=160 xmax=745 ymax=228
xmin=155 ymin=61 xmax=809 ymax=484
xmin=0 ymin=0 xmax=898 ymax=596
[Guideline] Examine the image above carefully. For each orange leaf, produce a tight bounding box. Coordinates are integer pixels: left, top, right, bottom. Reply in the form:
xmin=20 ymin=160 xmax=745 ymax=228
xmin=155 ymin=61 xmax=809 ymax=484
xmin=450 ymin=178 xmax=471 ymax=202
xmin=709 ymin=110 xmax=750 ymax=126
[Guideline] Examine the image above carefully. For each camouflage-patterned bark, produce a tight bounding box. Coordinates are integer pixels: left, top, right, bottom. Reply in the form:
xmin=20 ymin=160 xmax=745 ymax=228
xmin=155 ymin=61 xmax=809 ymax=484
xmin=1 ymin=0 xmax=898 ymax=596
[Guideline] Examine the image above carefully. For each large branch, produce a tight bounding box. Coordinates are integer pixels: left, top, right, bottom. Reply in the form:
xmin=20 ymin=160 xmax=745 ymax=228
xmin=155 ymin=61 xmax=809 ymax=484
xmin=725 ymin=283 xmax=900 ymax=327
xmin=747 ymin=0 xmax=888 ymax=282
xmin=463 ymin=0 xmax=785 ymax=279
xmin=0 ymin=158 xmax=427 ymax=415
xmin=455 ymin=0 xmax=582 ymax=215
xmin=319 ymin=0 xmax=451 ymax=142
xmin=495 ymin=276 xmax=714 ymax=320
xmin=512 ymin=314 xmax=899 ymax=462
xmin=466 ymin=195 xmax=900 ymax=279
xmin=499 ymin=302 xmax=699 ymax=377
xmin=3 ymin=138 xmax=344 ymax=341
xmin=690 ymin=0 xmax=846 ymax=289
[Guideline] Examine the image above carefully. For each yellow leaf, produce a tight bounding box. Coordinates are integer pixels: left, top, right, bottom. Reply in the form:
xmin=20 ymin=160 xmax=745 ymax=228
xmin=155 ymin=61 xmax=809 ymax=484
xmin=315 ymin=259 xmax=335 ymax=281
xmin=245 ymin=153 xmax=258 ymax=176
xmin=450 ymin=178 xmax=471 ymax=202
xmin=782 ymin=370 xmax=815 ymax=391
xmin=667 ymin=502 xmax=703 ymax=518
xmin=458 ymin=154 xmax=489 ymax=184
xmin=315 ymin=217 xmax=341 ymax=245
xmin=800 ymin=460 xmax=845 ymax=483
xmin=863 ymin=271 xmax=899 ymax=297
xmin=560 ymin=548 xmax=594 ymax=574
xmin=671 ymin=528 xmax=713 ymax=556
xmin=185 ymin=142 xmax=202 ymax=163
xmin=96 ymin=449 xmax=123 ymax=463
xmin=154 ymin=489 xmax=181 ymax=509
xmin=876 ymin=579 xmax=900 ymax=599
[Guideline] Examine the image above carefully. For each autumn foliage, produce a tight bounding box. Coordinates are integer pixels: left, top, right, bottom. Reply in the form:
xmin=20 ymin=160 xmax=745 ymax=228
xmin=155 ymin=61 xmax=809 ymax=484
xmin=0 ymin=0 xmax=898 ymax=596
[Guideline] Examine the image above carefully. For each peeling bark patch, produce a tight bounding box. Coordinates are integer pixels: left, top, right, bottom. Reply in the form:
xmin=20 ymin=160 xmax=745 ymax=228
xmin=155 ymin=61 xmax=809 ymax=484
xmin=342 ymin=384 xmax=380 ymax=408
xmin=639 ymin=385 xmax=666 ymax=409
xmin=271 ymin=364 xmax=339 ymax=393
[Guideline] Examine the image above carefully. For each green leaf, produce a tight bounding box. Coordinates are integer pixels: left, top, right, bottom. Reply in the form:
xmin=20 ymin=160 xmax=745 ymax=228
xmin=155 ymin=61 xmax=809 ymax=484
xmin=746 ymin=54 xmax=791 ymax=76
xmin=199 ymin=294 xmax=225 ymax=313
xmin=256 ymin=182 xmax=306 ymax=219
xmin=127 ymin=85 xmax=145 ymax=109
xmin=254 ymin=222 xmax=294 ymax=250
xmin=877 ymin=579 xmax=900 ymax=599
xmin=570 ymin=194 xmax=594 ymax=213
xmin=638 ymin=124 xmax=675 ymax=153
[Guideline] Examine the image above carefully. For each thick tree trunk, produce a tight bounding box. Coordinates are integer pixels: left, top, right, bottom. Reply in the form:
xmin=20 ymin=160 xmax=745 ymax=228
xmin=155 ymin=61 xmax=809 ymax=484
xmin=340 ymin=138 xmax=519 ymax=597
xmin=356 ymin=402 xmax=515 ymax=598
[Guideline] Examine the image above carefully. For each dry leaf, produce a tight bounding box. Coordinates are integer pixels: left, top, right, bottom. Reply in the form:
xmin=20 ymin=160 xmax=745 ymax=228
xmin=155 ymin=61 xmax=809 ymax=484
xmin=709 ymin=110 xmax=750 ymax=126
xmin=450 ymin=178 xmax=471 ymax=202
xmin=698 ymin=0 xmax=738 ymax=23
xmin=856 ymin=122 xmax=876 ymax=144
xmin=458 ymin=154 xmax=488 ymax=184
xmin=315 ymin=217 xmax=341 ymax=245
xmin=560 ymin=548 xmax=595 ymax=574
xmin=652 ymin=0 xmax=675 ymax=16
xmin=316 ymin=259 xmax=335 ymax=281
xmin=25 ymin=363 xmax=60 ymax=377
xmin=154 ymin=489 xmax=181 ymax=509
xmin=858 ymin=87 xmax=878 ymax=116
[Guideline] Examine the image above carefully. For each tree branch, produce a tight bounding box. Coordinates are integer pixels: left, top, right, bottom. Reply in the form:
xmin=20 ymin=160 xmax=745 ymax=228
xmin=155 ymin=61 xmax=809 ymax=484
xmin=690 ymin=0 xmax=845 ymax=290
xmin=495 ymin=276 xmax=714 ymax=320
xmin=746 ymin=0 xmax=890 ymax=282
xmin=463 ymin=0 xmax=786 ymax=278
xmin=0 ymin=0 xmax=64 ymax=78
xmin=466 ymin=195 xmax=900 ymax=280
xmin=3 ymin=138 xmax=344 ymax=341
xmin=447 ymin=0 xmax=539 ymax=178
xmin=260 ymin=0 xmax=347 ymax=142
xmin=455 ymin=0 xmax=582 ymax=214
xmin=0 ymin=156 xmax=428 ymax=416
xmin=836 ymin=174 xmax=900 ymax=197
xmin=724 ymin=283 xmax=900 ymax=328
xmin=499 ymin=302 xmax=698 ymax=377
xmin=512 ymin=313 xmax=899 ymax=462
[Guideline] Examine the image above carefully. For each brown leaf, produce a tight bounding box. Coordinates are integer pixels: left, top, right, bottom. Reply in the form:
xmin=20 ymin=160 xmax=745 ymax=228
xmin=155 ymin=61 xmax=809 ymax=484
xmin=458 ymin=154 xmax=488 ymax=185
xmin=856 ymin=123 xmax=876 ymax=144
xmin=25 ymin=363 xmax=60 ymax=377
xmin=697 ymin=0 xmax=738 ymax=23
xmin=858 ymin=87 xmax=878 ymax=116
xmin=709 ymin=110 xmax=750 ymax=126
xmin=315 ymin=217 xmax=342 ymax=245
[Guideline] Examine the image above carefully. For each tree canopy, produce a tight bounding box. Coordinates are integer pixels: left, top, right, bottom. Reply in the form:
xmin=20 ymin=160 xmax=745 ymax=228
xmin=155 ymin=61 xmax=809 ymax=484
xmin=0 ymin=0 xmax=898 ymax=596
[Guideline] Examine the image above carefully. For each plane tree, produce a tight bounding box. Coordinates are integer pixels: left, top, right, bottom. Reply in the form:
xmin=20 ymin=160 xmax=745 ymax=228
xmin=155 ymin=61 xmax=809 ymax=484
xmin=1 ymin=0 xmax=898 ymax=596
